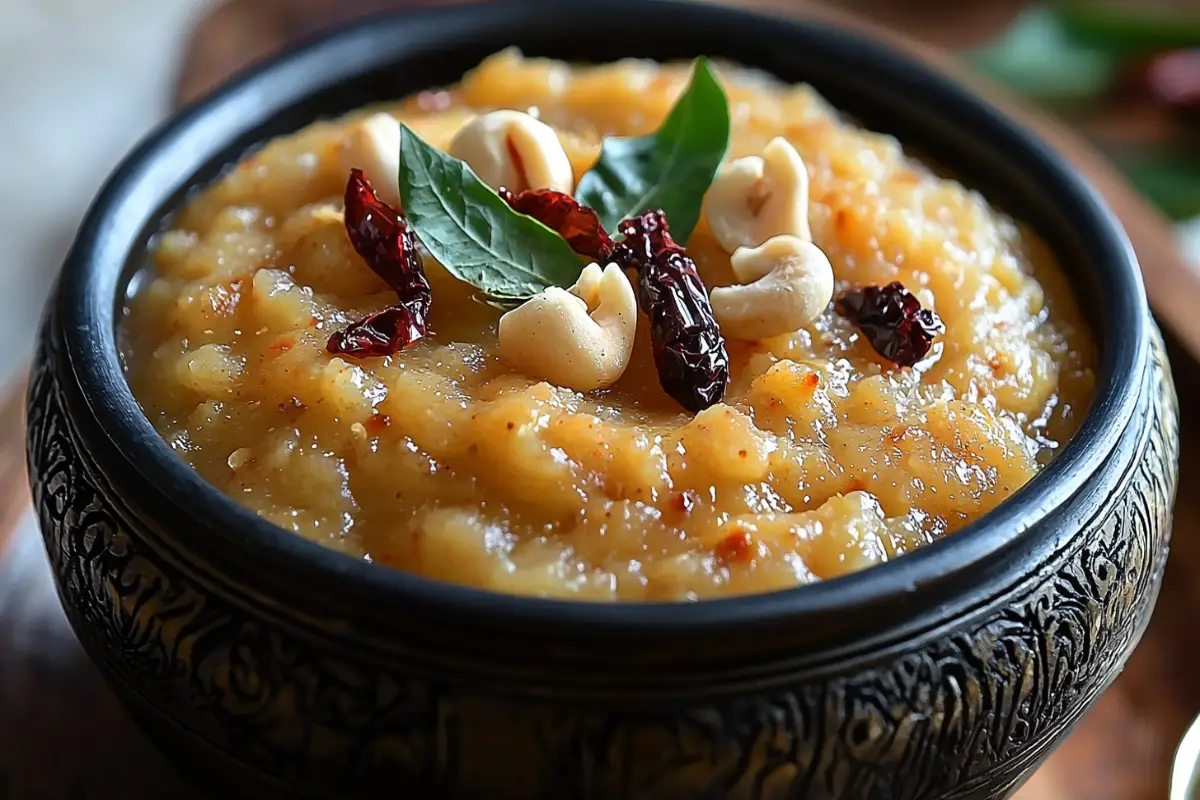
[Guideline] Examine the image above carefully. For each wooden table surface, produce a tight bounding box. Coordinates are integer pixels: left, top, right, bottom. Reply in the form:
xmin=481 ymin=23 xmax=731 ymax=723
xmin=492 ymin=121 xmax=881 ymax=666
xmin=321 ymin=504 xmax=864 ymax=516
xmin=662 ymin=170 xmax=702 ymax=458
xmin=3 ymin=1 xmax=1199 ymax=797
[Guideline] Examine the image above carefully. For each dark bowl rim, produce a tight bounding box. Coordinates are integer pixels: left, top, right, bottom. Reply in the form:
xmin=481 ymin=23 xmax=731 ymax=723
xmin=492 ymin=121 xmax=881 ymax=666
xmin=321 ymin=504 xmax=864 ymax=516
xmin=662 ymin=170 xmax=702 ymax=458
xmin=53 ymin=0 xmax=1147 ymax=637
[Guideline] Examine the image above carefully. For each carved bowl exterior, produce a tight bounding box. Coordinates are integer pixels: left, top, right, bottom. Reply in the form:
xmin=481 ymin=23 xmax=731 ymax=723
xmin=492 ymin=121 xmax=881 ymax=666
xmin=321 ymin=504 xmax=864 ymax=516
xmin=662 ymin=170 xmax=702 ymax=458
xmin=25 ymin=2 xmax=1179 ymax=798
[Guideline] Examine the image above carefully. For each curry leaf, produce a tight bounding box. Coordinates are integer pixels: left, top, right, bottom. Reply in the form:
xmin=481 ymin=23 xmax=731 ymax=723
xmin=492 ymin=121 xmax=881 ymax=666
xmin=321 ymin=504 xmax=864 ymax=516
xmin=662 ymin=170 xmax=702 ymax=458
xmin=575 ymin=57 xmax=731 ymax=243
xmin=397 ymin=124 xmax=584 ymax=300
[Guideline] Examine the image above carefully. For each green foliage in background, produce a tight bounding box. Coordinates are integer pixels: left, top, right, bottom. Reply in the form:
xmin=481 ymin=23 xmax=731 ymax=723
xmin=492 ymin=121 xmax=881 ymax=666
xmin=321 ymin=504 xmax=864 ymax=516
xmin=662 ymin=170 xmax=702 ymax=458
xmin=969 ymin=7 xmax=1116 ymax=107
xmin=968 ymin=3 xmax=1200 ymax=220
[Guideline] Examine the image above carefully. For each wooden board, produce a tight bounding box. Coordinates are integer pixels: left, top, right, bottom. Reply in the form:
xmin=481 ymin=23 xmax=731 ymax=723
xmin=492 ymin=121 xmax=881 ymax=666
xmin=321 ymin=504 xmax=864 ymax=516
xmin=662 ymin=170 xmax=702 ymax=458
xmin=0 ymin=383 xmax=26 ymax=559
xmin=2 ymin=1 xmax=1197 ymax=797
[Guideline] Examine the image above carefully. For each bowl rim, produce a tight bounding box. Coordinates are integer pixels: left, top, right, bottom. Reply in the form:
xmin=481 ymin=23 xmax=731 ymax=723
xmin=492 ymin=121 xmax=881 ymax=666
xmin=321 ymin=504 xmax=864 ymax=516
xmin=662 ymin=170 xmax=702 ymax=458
xmin=53 ymin=0 xmax=1147 ymax=639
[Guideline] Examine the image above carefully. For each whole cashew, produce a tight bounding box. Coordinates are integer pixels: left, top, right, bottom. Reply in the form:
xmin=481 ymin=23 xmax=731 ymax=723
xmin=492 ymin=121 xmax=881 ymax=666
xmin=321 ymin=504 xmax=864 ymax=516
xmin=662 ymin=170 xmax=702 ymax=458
xmin=448 ymin=110 xmax=574 ymax=194
xmin=703 ymin=137 xmax=811 ymax=252
xmin=337 ymin=113 xmax=403 ymax=208
xmin=498 ymin=263 xmax=637 ymax=391
xmin=710 ymin=234 xmax=834 ymax=340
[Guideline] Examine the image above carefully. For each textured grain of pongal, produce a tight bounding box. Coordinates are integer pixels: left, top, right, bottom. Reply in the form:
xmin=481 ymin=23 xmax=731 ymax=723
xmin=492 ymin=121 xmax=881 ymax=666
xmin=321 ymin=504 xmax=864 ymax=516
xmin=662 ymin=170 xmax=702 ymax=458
xmin=123 ymin=51 xmax=1094 ymax=600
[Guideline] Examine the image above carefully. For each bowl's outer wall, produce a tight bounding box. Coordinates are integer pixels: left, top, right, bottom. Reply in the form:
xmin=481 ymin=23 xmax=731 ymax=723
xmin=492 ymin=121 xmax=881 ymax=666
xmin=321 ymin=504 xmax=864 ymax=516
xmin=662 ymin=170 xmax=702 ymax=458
xmin=27 ymin=308 xmax=1178 ymax=799
xmin=26 ymin=1 xmax=1179 ymax=798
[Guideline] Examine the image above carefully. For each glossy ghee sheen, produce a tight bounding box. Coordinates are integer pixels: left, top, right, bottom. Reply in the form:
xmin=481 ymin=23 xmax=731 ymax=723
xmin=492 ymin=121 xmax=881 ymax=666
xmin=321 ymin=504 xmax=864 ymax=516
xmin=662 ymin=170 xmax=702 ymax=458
xmin=122 ymin=52 xmax=1095 ymax=601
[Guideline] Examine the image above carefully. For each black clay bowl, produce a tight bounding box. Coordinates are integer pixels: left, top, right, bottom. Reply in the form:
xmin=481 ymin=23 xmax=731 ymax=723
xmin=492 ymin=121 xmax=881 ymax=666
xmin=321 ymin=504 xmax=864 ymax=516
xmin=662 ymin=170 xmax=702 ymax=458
xmin=26 ymin=1 xmax=1179 ymax=798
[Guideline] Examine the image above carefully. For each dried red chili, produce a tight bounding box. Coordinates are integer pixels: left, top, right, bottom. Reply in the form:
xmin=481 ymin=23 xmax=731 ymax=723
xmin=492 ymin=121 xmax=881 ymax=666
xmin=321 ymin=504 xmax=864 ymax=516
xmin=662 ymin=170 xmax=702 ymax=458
xmin=328 ymin=169 xmax=432 ymax=358
xmin=836 ymin=281 xmax=944 ymax=367
xmin=343 ymin=168 xmax=429 ymax=298
xmin=327 ymin=307 xmax=426 ymax=358
xmin=610 ymin=209 xmax=676 ymax=271
xmin=611 ymin=210 xmax=729 ymax=412
xmin=498 ymin=187 xmax=614 ymax=261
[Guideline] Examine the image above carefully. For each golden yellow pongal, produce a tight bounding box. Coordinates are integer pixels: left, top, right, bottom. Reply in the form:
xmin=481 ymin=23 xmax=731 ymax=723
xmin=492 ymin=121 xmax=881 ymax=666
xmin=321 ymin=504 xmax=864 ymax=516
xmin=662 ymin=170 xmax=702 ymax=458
xmin=122 ymin=50 xmax=1094 ymax=601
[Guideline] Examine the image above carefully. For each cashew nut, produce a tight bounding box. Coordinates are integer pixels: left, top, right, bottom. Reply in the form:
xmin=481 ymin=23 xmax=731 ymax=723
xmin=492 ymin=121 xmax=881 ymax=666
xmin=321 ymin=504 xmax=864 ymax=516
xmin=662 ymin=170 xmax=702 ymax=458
xmin=336 ymin=113 xmax=403 ymax=208
xmin=703 ymin=137 xmax=811 ymax=252
xmin=448 ymin=110 xmax=574 ymax=194
xmin=498 ymin=263 xmax=636 ymax=391
xmin=710 ymin=234 xmax=833 ymax=340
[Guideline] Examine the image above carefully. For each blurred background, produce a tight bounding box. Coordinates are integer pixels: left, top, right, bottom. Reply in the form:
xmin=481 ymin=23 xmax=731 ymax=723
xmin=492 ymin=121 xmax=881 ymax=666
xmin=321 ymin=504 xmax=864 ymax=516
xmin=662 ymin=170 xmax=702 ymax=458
xmin=0 ymin=0 xmax=215 ymax=390
xmin=1 ymin=0 xmax=1199 ymax=798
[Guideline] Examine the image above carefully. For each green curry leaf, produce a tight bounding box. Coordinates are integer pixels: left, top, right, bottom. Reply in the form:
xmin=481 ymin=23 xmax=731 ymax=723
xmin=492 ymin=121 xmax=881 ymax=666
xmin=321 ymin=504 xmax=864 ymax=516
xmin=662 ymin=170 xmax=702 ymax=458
xmin=397 ymin=124 xmax=584 ymax=300
xmin=574 ymin=57 xmax=731 ymax=243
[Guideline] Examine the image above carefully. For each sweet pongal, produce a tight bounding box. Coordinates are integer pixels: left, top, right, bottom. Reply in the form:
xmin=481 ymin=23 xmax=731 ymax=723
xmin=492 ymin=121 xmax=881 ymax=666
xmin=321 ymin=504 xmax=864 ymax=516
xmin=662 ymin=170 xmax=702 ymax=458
xmin=122 ymin=51 xmax=1094 ymax=600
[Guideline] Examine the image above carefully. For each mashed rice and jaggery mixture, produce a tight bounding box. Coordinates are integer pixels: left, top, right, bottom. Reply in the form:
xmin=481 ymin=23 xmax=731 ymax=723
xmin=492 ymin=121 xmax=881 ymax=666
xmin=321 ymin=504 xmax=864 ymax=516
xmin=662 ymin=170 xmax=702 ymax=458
xmin=123 ymin=51 xmax=1094 ymax=600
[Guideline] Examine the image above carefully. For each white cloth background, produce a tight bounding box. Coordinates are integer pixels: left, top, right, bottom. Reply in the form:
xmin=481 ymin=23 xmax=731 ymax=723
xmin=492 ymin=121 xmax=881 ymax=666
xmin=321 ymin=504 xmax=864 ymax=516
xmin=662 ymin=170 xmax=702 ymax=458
xmin=0 ymin=0 xmax=214 ymax=389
